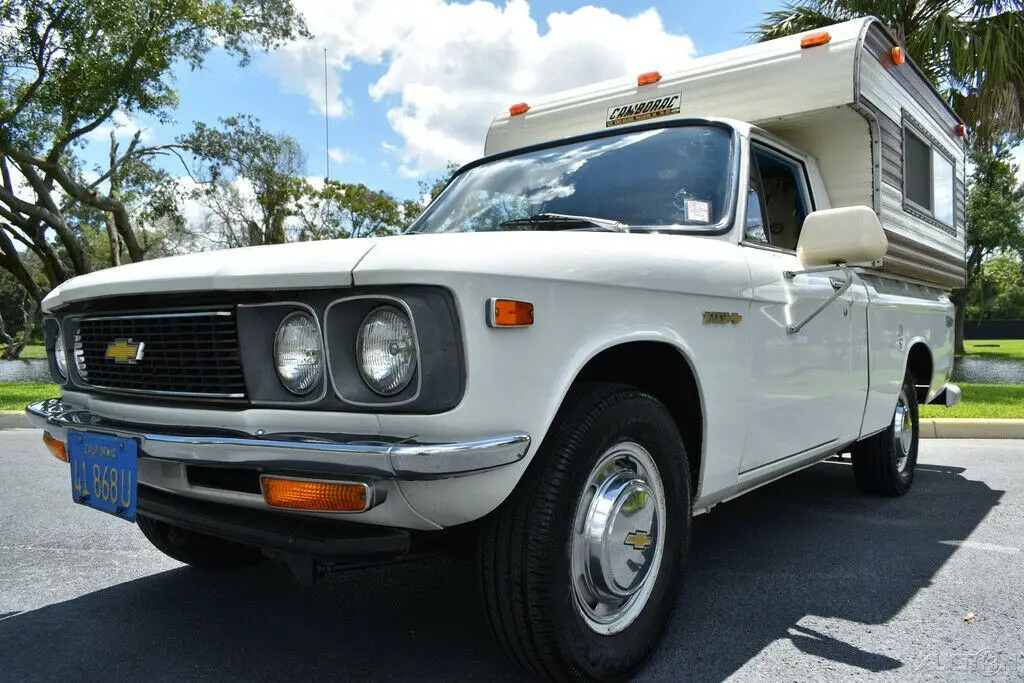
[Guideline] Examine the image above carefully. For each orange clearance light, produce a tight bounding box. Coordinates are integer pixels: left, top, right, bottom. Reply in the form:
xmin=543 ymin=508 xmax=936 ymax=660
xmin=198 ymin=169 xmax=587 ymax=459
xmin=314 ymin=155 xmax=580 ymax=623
xmin=509 ymin=102 xmax=530 ymax=116
xmin=800 ymin=31 xmax=831 ymax=48
xmin=637 ymin=71 xmax=662 ymax=86
xmin=890 ymin=46 xmax=905 ymax=65
xmin=955 ymin=123 xmax=967 ymax=137
xmin=43 ymin=433 xmax=68 ymax=463
xmin=261 ymin=476 xmax=368 ymax=512
xmin=489 ymin=298 xmax=534 ymax=327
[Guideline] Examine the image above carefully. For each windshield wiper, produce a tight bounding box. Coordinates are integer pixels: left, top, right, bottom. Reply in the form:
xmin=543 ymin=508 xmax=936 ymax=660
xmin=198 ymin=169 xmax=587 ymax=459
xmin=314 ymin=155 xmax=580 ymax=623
xmin=498 ymin=212 xmax=630 ymax=233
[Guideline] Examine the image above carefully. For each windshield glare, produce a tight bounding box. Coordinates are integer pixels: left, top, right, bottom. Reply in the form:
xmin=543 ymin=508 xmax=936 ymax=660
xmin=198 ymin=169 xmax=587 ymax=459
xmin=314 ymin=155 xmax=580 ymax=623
xmin=406 ymin=124 xmax=735 ymax=234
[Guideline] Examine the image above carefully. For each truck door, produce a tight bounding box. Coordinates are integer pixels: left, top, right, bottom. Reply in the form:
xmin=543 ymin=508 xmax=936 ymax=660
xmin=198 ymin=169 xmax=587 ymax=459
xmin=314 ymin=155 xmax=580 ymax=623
xmin=739 ymin=142 xmax=860 ymax=472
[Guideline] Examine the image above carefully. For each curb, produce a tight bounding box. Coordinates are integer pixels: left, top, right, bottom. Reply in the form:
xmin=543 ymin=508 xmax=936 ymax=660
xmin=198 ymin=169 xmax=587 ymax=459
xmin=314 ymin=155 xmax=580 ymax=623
xmin=0 ymin=411 xmax=29 ymax=429
xmin=920 ymin=419 xmax=1024 ymax=440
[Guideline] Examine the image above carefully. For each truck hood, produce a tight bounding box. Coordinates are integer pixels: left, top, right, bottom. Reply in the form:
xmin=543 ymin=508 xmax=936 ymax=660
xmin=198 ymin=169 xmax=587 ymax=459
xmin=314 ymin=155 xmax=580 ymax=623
xmin=42 ymin=238 xmax=379 ymax=311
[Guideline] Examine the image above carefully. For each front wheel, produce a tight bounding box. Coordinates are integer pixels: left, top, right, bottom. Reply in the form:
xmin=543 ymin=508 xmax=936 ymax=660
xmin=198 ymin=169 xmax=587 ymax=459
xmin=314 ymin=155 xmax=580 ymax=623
xmin=477 ymin=383 xmax=692 ymax=681
xmin=851 ymin=372 xmax=920 ymax=496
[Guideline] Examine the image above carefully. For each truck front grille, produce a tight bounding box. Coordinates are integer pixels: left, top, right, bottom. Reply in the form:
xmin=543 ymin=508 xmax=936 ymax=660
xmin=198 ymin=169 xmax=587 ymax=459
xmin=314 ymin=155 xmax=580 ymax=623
xmin=74 ymin=311 xmax=247 ymax=399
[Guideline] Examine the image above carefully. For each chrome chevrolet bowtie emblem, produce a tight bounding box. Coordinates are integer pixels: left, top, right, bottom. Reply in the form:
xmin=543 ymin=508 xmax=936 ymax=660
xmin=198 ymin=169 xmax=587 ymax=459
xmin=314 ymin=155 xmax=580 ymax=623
xmin=105 ymin=339 xmax=145 ymax=364
xmin=623 ymin=529 xmax=653 ymax=551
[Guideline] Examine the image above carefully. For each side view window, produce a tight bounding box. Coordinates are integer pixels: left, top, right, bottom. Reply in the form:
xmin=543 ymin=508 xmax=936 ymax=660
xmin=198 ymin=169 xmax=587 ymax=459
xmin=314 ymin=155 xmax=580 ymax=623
xmin=748 ymin=146 xmax=810 ymax=251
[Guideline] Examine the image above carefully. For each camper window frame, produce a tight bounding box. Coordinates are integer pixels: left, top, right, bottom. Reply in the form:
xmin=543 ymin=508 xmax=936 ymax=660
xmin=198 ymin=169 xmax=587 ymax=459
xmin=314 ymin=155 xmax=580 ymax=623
xmin=900 ymin=110 xmax=957 ymax=235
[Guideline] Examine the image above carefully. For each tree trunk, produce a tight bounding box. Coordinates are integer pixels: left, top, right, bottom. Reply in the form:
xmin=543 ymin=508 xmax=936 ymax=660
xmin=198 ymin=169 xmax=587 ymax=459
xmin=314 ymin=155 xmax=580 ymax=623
xmin=20 ymin=292 xmax=38 ymax=349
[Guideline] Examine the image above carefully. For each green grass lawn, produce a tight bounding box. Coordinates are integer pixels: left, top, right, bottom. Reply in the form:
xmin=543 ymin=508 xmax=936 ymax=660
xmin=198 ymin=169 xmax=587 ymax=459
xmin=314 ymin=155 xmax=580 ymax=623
xmin=920 ymin=383 xmax=1024 ymax=419
xmin=1 ymin=343 xmax=45 ymax=359
xmin=960 ymin=339 xmax=1024 ymax=360
xmin=0 ymin=382 xmax=58 ymax=411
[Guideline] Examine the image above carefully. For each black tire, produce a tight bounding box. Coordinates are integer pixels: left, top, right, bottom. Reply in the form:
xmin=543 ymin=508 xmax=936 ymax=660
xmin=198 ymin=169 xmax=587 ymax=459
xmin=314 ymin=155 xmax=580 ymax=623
xmin=477 ymin=382 xmax=692 ymax=682
xmin=137 ymin=515 xmax=264 ymax=569
xmin=851 ymin=372 xmax=920 ymax=496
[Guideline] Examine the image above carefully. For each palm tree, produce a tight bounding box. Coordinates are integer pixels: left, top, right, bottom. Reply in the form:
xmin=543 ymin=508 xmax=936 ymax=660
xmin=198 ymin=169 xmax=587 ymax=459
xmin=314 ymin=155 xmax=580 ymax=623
xmin=752 ymin=0 xmax=1024 ymax=147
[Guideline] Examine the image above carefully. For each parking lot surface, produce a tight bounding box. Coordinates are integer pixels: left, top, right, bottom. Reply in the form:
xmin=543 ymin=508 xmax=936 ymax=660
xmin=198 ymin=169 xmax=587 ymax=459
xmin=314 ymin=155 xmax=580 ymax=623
xmin=2 ymin=430 xmax=1022 ymax=681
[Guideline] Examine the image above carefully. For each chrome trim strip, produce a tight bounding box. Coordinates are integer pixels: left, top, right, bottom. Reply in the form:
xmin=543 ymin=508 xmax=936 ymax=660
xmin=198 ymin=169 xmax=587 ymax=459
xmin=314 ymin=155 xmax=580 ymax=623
xmin=323 ymin=294 xmax=423 ymax=408
xmin=73 ymin=384 xmax=247 ymax=400
xmin=78 ymin=311 xmax=233 ymax=322
xmin=26 ymin=398 xmax=531 ymax=480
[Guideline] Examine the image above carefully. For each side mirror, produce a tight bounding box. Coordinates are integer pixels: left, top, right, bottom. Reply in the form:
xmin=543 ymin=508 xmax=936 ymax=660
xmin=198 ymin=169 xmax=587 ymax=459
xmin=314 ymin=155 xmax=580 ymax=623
xmin=796 ymin=205 xmax=888 ymax=267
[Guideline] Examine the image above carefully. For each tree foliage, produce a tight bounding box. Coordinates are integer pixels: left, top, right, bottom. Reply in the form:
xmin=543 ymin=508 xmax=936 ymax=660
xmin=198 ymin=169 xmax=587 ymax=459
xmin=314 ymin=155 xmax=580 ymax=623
xmin=0 ymin=0 xmax=309 ymax=303
xmin=181 ymin=114 xmax=307 ymax=246
xmin=297 ymin=180 xmax=411 ymax=241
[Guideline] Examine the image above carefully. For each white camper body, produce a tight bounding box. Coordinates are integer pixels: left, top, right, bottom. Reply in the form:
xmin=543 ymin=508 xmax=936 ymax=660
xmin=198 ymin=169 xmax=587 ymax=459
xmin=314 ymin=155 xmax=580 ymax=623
xmin=485 ymin=16 xmax=967 ymax=289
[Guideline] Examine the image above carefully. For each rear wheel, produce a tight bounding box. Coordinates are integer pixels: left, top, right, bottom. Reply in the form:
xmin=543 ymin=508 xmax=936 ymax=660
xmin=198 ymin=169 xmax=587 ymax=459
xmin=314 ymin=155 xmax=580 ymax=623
xmin=851 ymin=372 xmax=919 ymax=496
xmin=137 ymin=515 xmax=264 ymax=569
xmin=477 ymin=383 xmax=692 ymax=681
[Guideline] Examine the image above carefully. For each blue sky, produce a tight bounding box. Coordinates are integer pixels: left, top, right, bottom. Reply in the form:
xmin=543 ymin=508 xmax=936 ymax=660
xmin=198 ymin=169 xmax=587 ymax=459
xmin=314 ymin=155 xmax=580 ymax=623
xmin=84 ymin=0 xmax=786 ymax=203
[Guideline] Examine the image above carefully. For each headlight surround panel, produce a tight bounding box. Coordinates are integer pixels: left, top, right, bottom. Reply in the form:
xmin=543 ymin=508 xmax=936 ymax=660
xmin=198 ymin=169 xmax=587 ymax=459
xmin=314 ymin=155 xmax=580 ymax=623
xmin=42 ymin=316 xmax=69 ymax=385
xmin=237 ymin=286 xmax=465 ymax=413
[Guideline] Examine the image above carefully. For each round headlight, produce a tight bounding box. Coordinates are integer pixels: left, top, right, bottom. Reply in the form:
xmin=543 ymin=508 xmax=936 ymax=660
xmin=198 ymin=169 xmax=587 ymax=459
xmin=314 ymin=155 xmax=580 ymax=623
xmin=273 ymin=312 xmax=323 ymax=396
xmin=54 ymin=328 xmax=68 ymax=380
xmin=357 ymin=306 xmax=417 ymax=396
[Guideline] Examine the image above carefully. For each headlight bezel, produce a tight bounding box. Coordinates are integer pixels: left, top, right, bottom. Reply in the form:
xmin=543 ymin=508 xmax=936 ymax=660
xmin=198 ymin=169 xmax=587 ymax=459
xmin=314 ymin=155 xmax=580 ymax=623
xmin=234 ymin=287 xmax=465 ymax=412
xmin=53 ymin=327 xmax=68 ymax=380
xmin=355 ymin=304 xmax=419 ymax=397
xmin=273 ymin=310 xmax=325 ymax=396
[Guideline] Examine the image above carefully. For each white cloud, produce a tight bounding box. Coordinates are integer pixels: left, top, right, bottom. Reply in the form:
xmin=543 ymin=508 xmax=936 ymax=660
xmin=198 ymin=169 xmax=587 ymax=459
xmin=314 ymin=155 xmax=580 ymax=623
xmin=84 ymin=110 xmax=152 ymax=145
xmin=328 ymin=147 xmax=360 ymax=165
xmin=268 ymin=0 xmax=696 ymax=176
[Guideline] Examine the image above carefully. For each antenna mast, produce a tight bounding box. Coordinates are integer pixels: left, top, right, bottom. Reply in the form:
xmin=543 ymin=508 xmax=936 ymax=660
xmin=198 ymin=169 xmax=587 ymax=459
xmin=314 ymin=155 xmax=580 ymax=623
xmin=324 ymin=48 xmax=329 ymax=182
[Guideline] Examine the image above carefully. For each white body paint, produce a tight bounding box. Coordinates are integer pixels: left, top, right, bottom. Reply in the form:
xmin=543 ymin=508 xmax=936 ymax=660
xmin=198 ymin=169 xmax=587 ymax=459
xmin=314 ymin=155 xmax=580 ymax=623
xmin=35 ymin=17 xmax=962 ymax=531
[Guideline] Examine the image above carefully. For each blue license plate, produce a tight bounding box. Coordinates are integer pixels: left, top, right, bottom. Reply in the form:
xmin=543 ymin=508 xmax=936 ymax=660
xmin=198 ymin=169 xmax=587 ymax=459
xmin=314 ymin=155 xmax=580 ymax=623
xmin=67 ymin=431 xmax=138 ymax=522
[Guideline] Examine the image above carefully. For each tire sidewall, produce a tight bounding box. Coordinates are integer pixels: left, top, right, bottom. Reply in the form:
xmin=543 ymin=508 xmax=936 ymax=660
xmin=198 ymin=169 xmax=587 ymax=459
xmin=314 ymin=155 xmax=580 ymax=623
xmin=541 ymin=391 xmax=691 ymax=679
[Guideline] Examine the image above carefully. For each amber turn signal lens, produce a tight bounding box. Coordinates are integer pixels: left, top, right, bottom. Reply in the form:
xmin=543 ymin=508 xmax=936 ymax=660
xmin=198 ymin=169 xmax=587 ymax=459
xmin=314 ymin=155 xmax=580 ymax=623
xmin=800 ymin=31 xmax=831 ymax=48
xmin=490 ymin=299 xmax=534 ymax=327
xmin=637 ymin=70 xmax=661 ymax=86
xmin=509 ymin=102 xmax=530 ymax=116
xmin=43 ymin=433 xmax=68 ymax=462
xmin=261 ymin=476 xmax=368 ymax=512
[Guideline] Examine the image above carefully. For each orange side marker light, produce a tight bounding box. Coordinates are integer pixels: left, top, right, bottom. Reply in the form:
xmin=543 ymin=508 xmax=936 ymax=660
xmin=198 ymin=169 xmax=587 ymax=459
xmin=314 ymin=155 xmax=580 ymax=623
xmin=637 ymin=71 xmax=662 ymax=86
xmin=43 ymin=433 xmax=68 ymax=462
xmin=509 ymin=102 xmax=530 ymax=116
xmin=800 ymin=31 xmax=831 ymax=48
xmin=489 ymin=299 xmax=534 ymax=327
xmin=890 ymin=46 xmax=905 ymax=65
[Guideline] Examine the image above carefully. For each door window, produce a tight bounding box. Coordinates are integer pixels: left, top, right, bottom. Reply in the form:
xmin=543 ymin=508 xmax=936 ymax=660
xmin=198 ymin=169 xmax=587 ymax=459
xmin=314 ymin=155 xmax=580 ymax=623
xmin=745 ymin=145 xmax=811 ymax=251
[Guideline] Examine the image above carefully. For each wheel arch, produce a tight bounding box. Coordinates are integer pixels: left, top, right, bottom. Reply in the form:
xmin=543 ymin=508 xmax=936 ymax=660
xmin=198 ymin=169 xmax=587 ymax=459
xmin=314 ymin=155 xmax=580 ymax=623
xmin=548 ymin=336 xmax=707 ymax=499
xmin=904 ymin=340 xmax=934 ymax=404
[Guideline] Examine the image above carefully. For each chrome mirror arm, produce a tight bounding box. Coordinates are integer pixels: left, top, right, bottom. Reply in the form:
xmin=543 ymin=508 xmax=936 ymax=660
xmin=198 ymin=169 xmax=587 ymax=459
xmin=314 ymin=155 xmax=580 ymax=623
xmin=783 ymin=260 xmax=852 ymax=335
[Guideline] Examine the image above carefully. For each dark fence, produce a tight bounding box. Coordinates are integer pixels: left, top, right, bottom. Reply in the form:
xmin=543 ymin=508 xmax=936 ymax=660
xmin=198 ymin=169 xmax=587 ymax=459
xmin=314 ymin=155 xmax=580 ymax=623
xmin=963 ymin=320 xmax=1024 ymax=339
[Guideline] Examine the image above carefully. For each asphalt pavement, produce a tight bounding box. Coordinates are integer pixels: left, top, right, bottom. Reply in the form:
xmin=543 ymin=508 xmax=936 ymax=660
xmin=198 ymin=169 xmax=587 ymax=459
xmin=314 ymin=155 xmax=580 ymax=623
xmin=2 ymin=429 xmax=1022 ymax=682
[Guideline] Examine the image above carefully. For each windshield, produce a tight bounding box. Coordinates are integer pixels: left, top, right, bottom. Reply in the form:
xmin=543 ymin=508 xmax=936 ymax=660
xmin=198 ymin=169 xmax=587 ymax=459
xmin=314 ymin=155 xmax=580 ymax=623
xmin=406 ymin=123 xmax=736 ymax=234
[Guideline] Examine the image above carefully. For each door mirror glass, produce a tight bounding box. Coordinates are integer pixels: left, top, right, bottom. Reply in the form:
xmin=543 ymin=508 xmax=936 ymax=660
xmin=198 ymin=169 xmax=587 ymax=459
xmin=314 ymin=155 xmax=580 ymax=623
xmin=796 ymin=205 xmax=888 ymax=266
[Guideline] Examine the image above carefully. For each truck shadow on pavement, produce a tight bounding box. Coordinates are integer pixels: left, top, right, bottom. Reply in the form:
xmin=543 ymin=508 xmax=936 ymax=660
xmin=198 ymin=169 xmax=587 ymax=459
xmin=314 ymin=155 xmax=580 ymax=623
xmin=0 ymin=459 xmax=1002 ymax=682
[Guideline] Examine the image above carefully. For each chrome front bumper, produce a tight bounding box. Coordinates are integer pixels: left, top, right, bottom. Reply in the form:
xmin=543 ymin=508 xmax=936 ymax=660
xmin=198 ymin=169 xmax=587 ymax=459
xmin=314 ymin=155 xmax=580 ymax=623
xmin=26 ymin=398 xmax=531 ymax=480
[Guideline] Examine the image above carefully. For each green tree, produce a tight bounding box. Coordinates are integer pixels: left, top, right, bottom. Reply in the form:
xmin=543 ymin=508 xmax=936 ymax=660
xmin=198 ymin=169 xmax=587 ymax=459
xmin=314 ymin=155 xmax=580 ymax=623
xmin=961 ymin=145 xmax=1024 ymax=329
xmin=297 ymin=180 xmax=407 ymax=241
xmin=180 ymin=114 xmax=307 ymax=247
xmin=0 ymin=0 xmax=309 ymax=301
xmin=968 ymin=251 xmax=1024 ymax=319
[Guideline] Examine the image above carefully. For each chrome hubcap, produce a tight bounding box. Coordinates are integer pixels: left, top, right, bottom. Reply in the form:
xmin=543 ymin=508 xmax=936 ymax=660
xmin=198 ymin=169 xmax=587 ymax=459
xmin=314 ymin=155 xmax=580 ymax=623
xmin=571 ymin=441 xmax=666 ymax=635
xmin=893 ymin=389 xmax=914 ymax=472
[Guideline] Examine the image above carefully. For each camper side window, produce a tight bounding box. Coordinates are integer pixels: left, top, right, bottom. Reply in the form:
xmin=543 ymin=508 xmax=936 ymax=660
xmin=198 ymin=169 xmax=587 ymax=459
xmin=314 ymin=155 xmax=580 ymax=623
xmin=903 ymin=121 xmax=955 ymax=228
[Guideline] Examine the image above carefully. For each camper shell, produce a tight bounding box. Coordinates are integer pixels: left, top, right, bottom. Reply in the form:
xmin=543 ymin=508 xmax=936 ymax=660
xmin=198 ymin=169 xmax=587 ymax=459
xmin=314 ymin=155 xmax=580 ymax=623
xmin=485 ymin=16 xmax=967 ymax=289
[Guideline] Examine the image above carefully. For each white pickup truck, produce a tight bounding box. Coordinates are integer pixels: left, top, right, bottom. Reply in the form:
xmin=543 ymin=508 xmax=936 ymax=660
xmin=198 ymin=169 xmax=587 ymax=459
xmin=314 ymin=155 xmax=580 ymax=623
xmin=28 ymin=17 xmax=964 ymax=682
